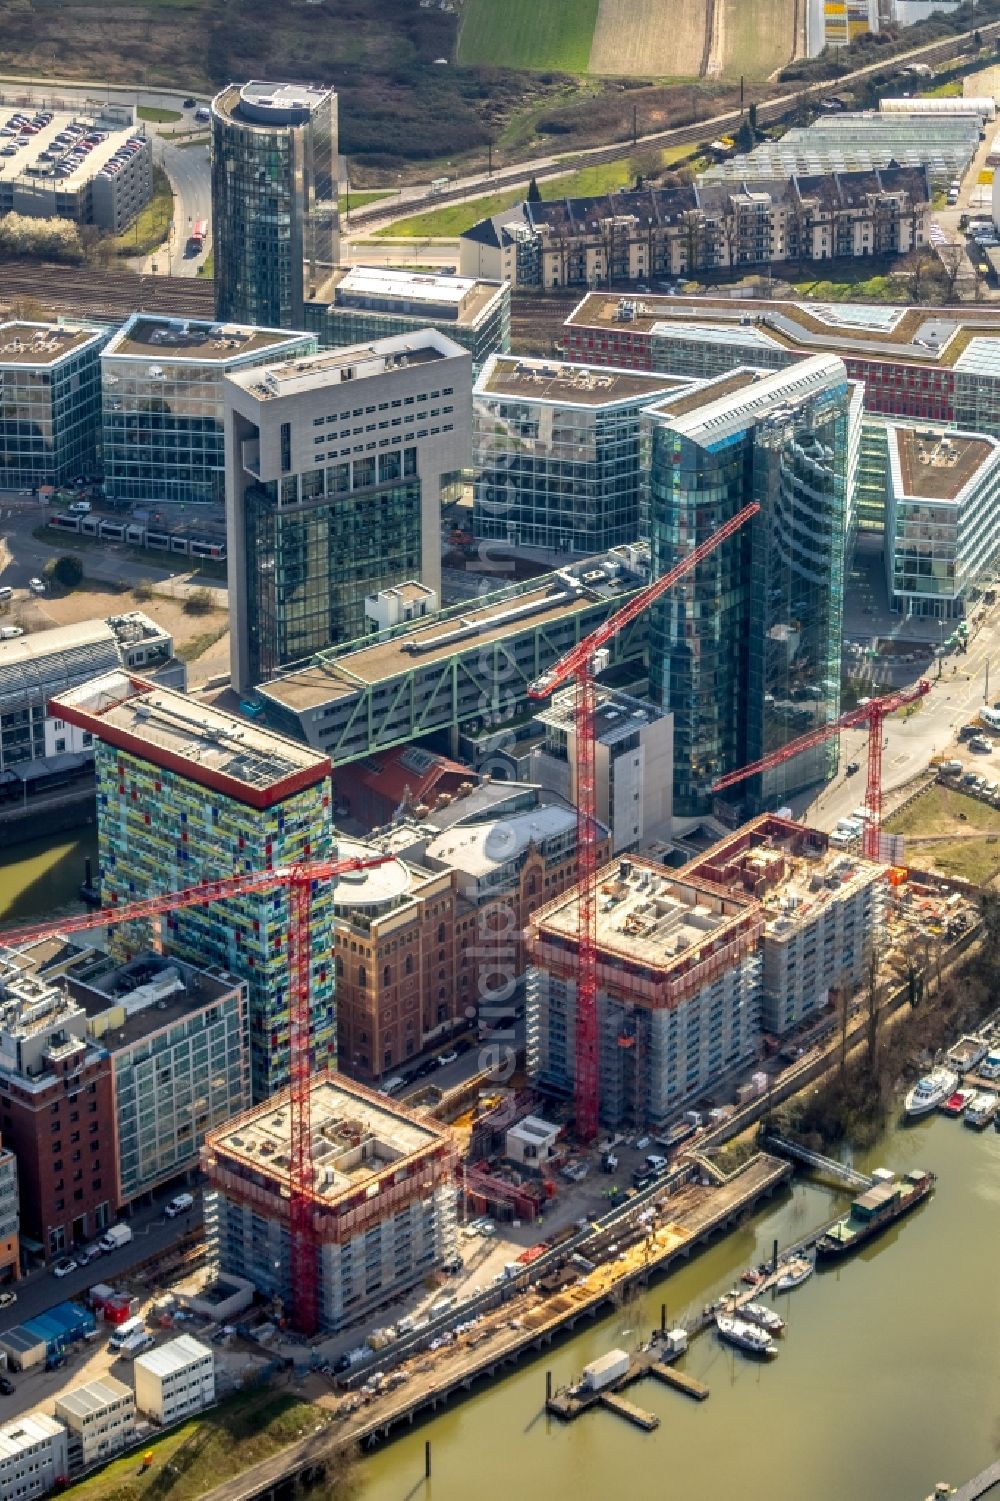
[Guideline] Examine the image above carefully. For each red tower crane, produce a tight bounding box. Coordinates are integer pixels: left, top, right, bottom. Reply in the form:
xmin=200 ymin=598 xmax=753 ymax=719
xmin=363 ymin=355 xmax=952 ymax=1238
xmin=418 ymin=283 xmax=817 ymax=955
xmin=712 ymin=679 xmax=932 ymax=861
xmin=0 ymin=853 xmax=394 ymax=1337
xmin=528 ymin=502 xmax=760 ymax=1142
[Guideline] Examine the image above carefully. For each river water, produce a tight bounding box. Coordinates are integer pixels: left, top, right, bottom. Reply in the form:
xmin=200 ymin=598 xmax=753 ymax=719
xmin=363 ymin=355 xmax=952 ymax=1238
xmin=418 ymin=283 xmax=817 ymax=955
xmin=359 ymin=1112 xmax=1000 ymax=1501
xmin=0 ymin=826 xmax=98 ymax=927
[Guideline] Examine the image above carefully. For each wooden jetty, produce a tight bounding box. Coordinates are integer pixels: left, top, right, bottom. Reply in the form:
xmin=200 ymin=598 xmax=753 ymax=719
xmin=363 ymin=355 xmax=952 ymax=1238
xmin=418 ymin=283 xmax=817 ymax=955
xmin=648 ymin=1359 xmax=709 ymax=1400
xmin=600 ymin=1392 xmax=659 ymax=1430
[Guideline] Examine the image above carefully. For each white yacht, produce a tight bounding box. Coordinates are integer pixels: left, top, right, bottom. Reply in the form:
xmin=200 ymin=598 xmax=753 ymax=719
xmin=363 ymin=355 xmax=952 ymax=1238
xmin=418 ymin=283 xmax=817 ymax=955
xmin=740 ymin=1302 xmax=785 ymax=1335
xmin=775 ymin=1256 xmax=814 ymax=1293
xmin=715 ymin=1315 xmax=777 ymax=1358
xmin=904 ymin=1066 xmax=959 ymax=1119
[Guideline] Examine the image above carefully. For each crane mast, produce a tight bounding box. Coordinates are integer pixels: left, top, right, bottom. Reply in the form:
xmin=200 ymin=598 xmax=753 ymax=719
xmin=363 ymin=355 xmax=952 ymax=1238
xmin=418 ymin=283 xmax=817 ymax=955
xmin=0 ymin=854 xmax=394 ymax=1336
xmin=529 ymin=502 xmax=760 ymax=1141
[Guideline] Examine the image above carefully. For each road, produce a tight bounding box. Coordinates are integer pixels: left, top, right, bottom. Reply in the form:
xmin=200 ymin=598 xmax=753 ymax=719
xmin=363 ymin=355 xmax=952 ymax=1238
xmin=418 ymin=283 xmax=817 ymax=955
xmin=8 ymin=1191 xmax=202 ymax=1327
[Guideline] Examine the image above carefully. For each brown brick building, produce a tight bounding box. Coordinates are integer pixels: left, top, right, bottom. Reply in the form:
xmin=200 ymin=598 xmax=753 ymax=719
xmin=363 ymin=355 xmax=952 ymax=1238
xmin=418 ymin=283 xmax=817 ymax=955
xmin=0 ymin=941 xmax=115 ymax=1259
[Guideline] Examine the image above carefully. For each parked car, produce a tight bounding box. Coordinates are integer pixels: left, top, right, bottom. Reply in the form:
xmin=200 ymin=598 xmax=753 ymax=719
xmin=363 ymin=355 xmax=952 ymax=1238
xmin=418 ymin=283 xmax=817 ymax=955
xmin=183 ymin=97 xmax=197 ymax=108
xmin=51 ymin=1257 xmax=77 ymax=1278
xmin=28 ymin=577 xmax=45 ymax=594
xmin=0 ymin=1378 xmax=14 ymax=1396
xmin=165 ymin=1192 xmax=194 ymax=1218
xmin=75 ymin=1243 xmax=103 ymax=1265
xmin=0 ymin=1292 xmax=16 ymax=1310
xmin=437 ymin=1050 xmax=458 ymax=1066
xmin=845 ymin=760 xmax=860 ymax=775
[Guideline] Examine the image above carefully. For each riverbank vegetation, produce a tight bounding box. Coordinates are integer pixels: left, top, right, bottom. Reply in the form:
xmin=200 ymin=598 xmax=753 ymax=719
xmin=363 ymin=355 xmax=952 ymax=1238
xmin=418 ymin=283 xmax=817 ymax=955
xmin=775 ymin=896 xmax=1000 ymax=1151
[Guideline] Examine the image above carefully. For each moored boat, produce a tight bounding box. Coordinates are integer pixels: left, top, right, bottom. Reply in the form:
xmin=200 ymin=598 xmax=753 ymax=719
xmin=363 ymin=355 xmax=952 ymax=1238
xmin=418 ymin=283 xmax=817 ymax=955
xmin=816 ymin=1168 xmax=935 ymax=1262
xmin=963 ymin=1091 xmax=998 ymax=1129
xmin=740 ymin=1302 xmax=785 ymax=1335
xmin=775 ymin=1255 xmax=815 ymax=1293
xmin=941 ymin=1087 xmax=976 ymax=1117
xmin=904 ymin=1067 xmax=959 ymax=1119
xmin=715 ymin=1315 xmax=777 ymax=1358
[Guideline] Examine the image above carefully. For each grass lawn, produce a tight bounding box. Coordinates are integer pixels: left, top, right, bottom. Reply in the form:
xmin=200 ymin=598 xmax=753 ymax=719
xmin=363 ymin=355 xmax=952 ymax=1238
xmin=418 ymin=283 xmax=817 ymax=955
xmin=174 ymin=617 xmax=227 ymax=662
xmin=793 ymin=271 xmax=909 ymax=303
xmin=108 ymin=165 xmax=173 ymax=258
xmin=886 ymin=784 xmax=1000 ymax=884
xmin=345 ymin=190 xmax=393 ymax=211
xmin=197 ymin=249 xmax=214 ymax=278
xmin=379 ymin=149 xmax=701 ymax=238
xmin=137 ymin=105 xmax=183 ymax=123
xmin=457 ymin=0 xmax=599 ymax=72
xmin=65 ymin=1390 xmax=332 ymax=1501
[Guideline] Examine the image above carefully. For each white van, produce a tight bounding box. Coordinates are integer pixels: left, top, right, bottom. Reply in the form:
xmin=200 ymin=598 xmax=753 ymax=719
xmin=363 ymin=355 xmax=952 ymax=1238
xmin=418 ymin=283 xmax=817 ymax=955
xmin=0 ymin=586 xmax=12 ymax=603
xmin=108 ymin=1315 xmax=144 ymax=1350
xmin=980 ymin=707 xmax=1000 ymax=732
xmin=117 ymin=1330 xmax=154 ymax=1359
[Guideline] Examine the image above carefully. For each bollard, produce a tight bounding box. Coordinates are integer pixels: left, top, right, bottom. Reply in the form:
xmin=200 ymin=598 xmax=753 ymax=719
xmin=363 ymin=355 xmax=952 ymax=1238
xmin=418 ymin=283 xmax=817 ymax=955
xmin=772 ymin=1238 xmax=779 ymax=1273
xmin=546 ymin=1370 xmax=552 ymax=1401
xmin=425 ymin=1440 xmax=431 ymax=1479
xmin=660 ymin=1302 xmax=667 ymax=1333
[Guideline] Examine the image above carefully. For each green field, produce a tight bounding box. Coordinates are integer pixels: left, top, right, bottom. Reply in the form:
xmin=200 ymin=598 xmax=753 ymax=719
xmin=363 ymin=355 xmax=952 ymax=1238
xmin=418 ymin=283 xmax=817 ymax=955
xmin=458 ymin=0 xmax=600 ymax=72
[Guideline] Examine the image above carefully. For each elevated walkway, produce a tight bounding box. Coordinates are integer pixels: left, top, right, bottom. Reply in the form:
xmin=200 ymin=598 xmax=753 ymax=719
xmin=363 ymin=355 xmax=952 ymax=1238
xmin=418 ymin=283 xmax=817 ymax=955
xmin=763 ymin=1132 xmax=873 ymax=1191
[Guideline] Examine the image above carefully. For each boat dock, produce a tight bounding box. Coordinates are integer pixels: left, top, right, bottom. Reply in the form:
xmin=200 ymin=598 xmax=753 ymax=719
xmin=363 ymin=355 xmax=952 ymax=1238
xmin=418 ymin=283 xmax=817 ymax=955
xmin=599 ymin=1392 xmax=660 ymax=1430
xmin=947 ymin=1458 xmax=1000 ymax=1499
xmin=545 ymin=1336 xmax=709 ymax=1429
xmin=647 ymin=1359 xmax=709 ymax=1400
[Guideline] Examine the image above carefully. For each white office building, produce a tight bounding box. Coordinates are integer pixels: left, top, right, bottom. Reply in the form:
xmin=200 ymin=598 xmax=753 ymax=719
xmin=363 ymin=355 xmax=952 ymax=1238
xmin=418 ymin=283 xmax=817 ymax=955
xmin=0 ymin=1414 xmax=68 ymax=1501
xmin=55 ymin=1378 xmax=136 ymax=1471
xmin=133 ymin=1335 xmax=215 ymax=1425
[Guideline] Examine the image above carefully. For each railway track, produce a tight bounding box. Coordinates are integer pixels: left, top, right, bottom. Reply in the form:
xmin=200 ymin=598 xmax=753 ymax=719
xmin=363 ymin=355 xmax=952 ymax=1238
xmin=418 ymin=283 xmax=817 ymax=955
xmin=0 ymin=259 xmax=214 ymax=321
xmin=351 ymin=19 xmax=1000 ymax=233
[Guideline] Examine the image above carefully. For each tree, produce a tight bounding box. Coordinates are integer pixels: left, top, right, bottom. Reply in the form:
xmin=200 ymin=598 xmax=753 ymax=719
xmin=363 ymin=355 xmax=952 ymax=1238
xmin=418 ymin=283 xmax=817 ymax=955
xmin=526 ymin=176 xmax=542 ymax=203
xmin=183 ymin=587 xmax=215 ymax=615
xmin=51 ymin=554 xmax=83 ymax=590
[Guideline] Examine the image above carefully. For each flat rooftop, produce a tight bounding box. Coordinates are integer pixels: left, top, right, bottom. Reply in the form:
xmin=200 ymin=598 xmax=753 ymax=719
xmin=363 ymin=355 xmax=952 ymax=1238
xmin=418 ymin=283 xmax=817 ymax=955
xmin=683 ymin=815 xmax=881 ymax=937
xmin=319 ymin=265 xmax=505 ymax=325
xmin=531 ymin=855 xmax=759 ymax=975
xmin=210 ymin=1074 xmax=450 ymax=1204
xmin=647 ymin=369 xmax=760 ymax=419
xmin=228 ymin=329 xmax=462 ymax=401
xmin=425 ymin=802 xmax=579 ymax=879
xmin=477 ymin=355 xmax=686 ymax=406
xmin=52 ymin=671 xmax=329 ymax=808
xmin=56 ymin=1377 xmax=133 ymax=1421
xmin=260 ymin=554 xmax=646 ymax=712
xmin=892 ymin=427 xmax=997 ymax=501
xmin=0 ymin=321 xmax=102 ymax=366
xmin=539 ymin=686 xmax=670 ymax=744
xmin=63 ymin=951 xmax=241 ymax=1049
xmin=104 ymin=314 xmax=306 ymax=363
xmin=565 ymin=293 xmax=1000 ymax=369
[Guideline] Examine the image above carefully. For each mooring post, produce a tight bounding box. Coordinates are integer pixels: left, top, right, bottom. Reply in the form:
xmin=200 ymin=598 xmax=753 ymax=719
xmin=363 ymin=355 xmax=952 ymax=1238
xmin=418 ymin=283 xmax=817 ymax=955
xmin=425 ymin=1440 xmax=431 ymax=1479
xmin=661 ymin=1302 xmax=667 ymax=1333
xmin=546 ymin=1370 xmax=552 ymax=1401
xmin=772 ymin=1238 xmax=779 ymax=1272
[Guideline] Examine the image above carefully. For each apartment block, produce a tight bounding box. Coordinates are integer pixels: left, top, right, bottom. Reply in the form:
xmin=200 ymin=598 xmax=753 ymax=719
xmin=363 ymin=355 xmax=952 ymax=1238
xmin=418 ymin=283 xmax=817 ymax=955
xmin=0 ymin=1414 xmax=68 ymax=1501
xmin=459 ymin=167 xmax=930 ymax=290
xmin=0 ymin=943 xmax=114 ymax=1258
xmin=886 ymin=425 xmax=1000 ymax=619
xmin=684 ymin=816 xmax=883 ymax=1036
xmin=643 ymin=357 xmax=860 ymax=816
xmin=59 ymin=949 xmax=250 ymax=1208
xmin=225 ymin=330 xmax=472 ymax=692
xmin=55 ymin=1378 xmax=136 ymax=1471
xmin=0 ymin=321 xmax=106 ymax=490
xmin=203 ymin=1074 xmax=459 ymax=1332
xmin=0 ymin=103 xmax=151 ymax=232
xmin=473 ymin=356 xmax=689 ymax=554
xmin=50 ymin=673 xmax=335 ymax=1103
xmin=527 ymin=856 xmax=764 ymax=1127
xmin=134 ymin=1336 xmax=215 ymax=1425
xmin=306 ymin=266 xmax=510 ymax=372
xmin=531 ymin=687 xmax=672 ymax=852
xmin=211 ymin=82 xmax=338 ymax=330
xmin=101 ymin=314 xmax=315 ymax=507
xmin=0 ymin=613 xmax=179 ymax=780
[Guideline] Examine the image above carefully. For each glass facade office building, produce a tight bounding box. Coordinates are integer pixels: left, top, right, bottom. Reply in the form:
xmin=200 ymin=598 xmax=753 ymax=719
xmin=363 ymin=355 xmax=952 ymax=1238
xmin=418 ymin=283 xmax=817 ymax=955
xmin=645 ymin=356 xmax=858 ymax=816
xmin=101 ymin=315 xmax=314 ymax=506
xmin=0 ymin=321 xmax=106 ymax=490
xmin=473 ymin=357 xmax=687 ymax=555
xmin=211 ymin=81 xmax=339 ymax=331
